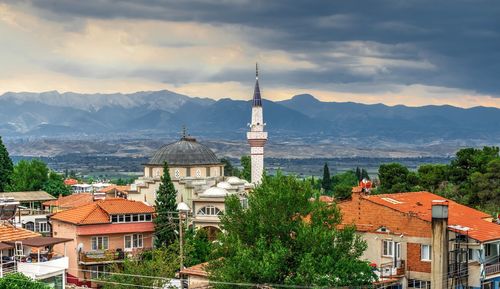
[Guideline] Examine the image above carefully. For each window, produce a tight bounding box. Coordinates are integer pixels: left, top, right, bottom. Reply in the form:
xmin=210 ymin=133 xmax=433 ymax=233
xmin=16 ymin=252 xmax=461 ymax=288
xmin=145 ymin=214 xmax=152 ymax=221
xmin=24 ymin=222 xmax=35 ymax=231
xmin=111 ymin=215 xmax=118 ymax=222
xmin=196 ymin=169 xmax=201 ymax=178
xmin=240 ymin=198 xmax=249 ymax=210
xmin=91 ymin=236 xmax=109 ymax=251
xmin=395 ymin=242 xmax=401 ymax=260
xmin=124 ymin=234 xmax=143 ymax=250
xmin=174 ymin=169 xmax=180 ymax=178
xmin=482 ymin=281 xmax=493 ymax=289
xmin=408 ymin=279 xmax=431 ymax=289
xmin=132 ymin=214 xmax=139 ymax=222
xmin=197 ymin=206 xmax=222 ymax=216
xmin=485 ymin=244 xmax=492 ymax=257
xmin=383 ymin=240 xmax=394 ymax=257
xmin=124 ymin=214 xmax=131 ymax=222
xmin=39 ymin=222 xmax=50 ymax=233
xmin=139 ymin=214 xmax=145 ymax=222
xmin=90 ymin=265 xmax=108 ymax=279
xmin=421 ymin=244 xmax=431 ymax=261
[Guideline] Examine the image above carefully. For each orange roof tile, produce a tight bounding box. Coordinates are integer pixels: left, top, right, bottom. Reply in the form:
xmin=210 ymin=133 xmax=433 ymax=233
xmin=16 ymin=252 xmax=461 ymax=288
xmin=51 ymin=198 xmax=154 ymax=225
xmin=0 ymin=225 xmax=40 ymax=242
xmin=364 ymin=191 xmax=500 ymax=242
xmin=180 ymin=262 xmax=208 ymax=277
xmin=99 ymin=185 xmax=130 ymax=193
xmin=64 ymin=179 xmax=79 ymax=186
xmin=42 ymin=193 xmax=94 ymax=209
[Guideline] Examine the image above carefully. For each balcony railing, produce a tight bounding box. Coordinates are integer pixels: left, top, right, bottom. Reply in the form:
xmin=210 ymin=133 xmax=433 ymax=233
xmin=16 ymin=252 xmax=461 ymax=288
xmin=17 ymin=256 xmax=69 ymax=279
xmin=0 ymin=261 xmax=16 ymax=277
xmin=79 ymin=249 xmax=125 ymax=264
xmin=378 ymin=260 xmax=405 ymax=278
xmin=485 ymin=262 xmax=500 ymax=276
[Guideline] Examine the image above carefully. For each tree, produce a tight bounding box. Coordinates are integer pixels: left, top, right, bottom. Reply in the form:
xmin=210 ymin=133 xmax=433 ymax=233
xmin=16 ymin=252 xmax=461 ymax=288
xmin=154 ymin=162 xmax=178 ymax=248
xmin=220 ymin=158 xmax=240 ymax=177
xmin=43 ymin=171 xmax=71 ymax=197
xmin=0 ymin=136 xmax=13 ymax=192
xmin=7 ymin=159 xmax=49 ymax=192
xmin=331 ymin=170 xmax=358 ymax=200
xmin=470 ymin=159 xmax=500 ymax=213
xmin=184 ymin=228 xmax=214 ymax=267
xmin=377 ymin=163 xmax=419 ymax=194
xmin=102 ymin=247 xmax=179 ymax=289
xmin=321 ymin=163 xmax=332 ymax=193
xmin=240 ymin=156 xmax=251 ymax=182
xmin=417 ymin=164 xmax=448 ymax=192
xmin=0 ymin=273 xmax=50 ymax=289
xmin=208 ymin=173 xmax=375 ymax=288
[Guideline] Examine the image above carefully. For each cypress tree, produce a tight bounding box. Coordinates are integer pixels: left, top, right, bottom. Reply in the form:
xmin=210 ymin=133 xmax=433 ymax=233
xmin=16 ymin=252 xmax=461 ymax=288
xmin=0 ymin=136 xmax=13 ymax=192
xmin=154 ymin=162 xmax=178 ymax=248
xmin=355 ymin=167 xmax=361 ymax=181
xmin=321 ymin=163 xmax=332 ymax=193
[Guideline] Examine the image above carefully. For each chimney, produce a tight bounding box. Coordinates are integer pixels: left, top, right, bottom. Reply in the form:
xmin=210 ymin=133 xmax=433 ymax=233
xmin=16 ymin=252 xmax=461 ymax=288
xmin=431 ymin=200 xmax=449 ymax=289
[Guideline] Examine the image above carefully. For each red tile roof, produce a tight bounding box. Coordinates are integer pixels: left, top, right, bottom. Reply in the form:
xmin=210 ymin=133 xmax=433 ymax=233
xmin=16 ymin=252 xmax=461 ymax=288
xmin=42 ymin=193 xmax=94 ymax=209
xmin=51 ymin=198 xmax=154 ymax=225
xmin=0 ymin=225 xmax=40 ymax=242
xmin=363 ymin=191 xmax=500 ymax=242
xmin=180 ymin=262 xmax=208 ymax=277
xmin=99 ymin=185 xmax=130 ymax=194
xmin=64 ymin=179 xmax=78 ymax=186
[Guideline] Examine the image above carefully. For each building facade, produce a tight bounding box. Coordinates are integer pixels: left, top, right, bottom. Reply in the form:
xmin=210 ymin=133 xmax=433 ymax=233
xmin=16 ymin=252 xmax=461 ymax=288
xmin=334 ymin=189 xmax=500 ymax=289
xmin=50 ymin=198 xmax=155 ymax=288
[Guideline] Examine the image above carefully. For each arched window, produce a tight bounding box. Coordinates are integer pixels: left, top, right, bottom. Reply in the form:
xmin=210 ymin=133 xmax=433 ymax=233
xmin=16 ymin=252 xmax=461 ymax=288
xmin=197 ymin=206 xmax=222 ymax=216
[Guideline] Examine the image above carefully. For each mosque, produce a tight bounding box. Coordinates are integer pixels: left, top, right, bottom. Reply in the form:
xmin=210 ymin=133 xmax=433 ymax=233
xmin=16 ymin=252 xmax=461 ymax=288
xmin=127 ymin=65 xmax=268 ymax=237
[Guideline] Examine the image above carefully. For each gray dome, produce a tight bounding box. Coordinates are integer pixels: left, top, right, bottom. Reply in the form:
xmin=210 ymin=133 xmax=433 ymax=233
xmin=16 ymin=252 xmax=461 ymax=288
xmin=148 ymin=137 xmax=221 ymax=166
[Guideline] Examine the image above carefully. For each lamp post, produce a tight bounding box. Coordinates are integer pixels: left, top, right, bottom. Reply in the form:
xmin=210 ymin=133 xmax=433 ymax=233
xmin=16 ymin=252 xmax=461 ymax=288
xmin=177 ymin=201 xmax=190 ymax=289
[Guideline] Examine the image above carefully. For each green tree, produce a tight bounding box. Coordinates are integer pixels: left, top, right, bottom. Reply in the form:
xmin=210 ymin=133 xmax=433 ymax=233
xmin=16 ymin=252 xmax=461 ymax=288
xmin=0 ymin=136 xmax=13 ymax=192
xmin=154 ymin=162 xmax=178 ymax=248
xmin=321 ymin=163 xmax=332 ymax=193
xmin=470 ymin=159 xmax=500 ymax=213
xmin=43 ymin=171 xmax=71 ymax=197
xmin=417 ymin=164 xmax=449 ymax=192
xmin=0 ymin=273 xmax=50 ymax=289
xmin=7 ymin=159 xmax=49 ymax=192
xmin=240 ymin=156 xmax=251 ymax=182
xmin=185 ymin=228 xmax=213 ymax=267
xmin=209 ymin=173 xmax=375 ymax=288
xmin=331 ymin=170 xmax=358 ymax=200
xmin=361 ymin=168 xmax=370 ymax=180
xmin=102 ymin=247 xmax=179 ymax=289
xmin=378 ymin=163 xmax=420 ymax=194
xmin=220 ymin=158 xmax=240 ymax=177
xmin=449 ymin=147 xmax=499 ymax=184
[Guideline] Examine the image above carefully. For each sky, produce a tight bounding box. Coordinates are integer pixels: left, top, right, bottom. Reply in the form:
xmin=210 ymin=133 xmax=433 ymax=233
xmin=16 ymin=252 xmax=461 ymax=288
xmin=0 ymin=0 xmax=499 ymax=108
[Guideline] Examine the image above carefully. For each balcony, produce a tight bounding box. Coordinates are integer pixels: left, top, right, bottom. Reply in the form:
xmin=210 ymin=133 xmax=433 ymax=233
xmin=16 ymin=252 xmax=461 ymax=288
xmin=377 ymin=260 xmax=405 ymax=278
xmin=485 ymin=262 xmax=500 ymax=276
xmin=17 ymin=256 xmax=69 ymax=279
xmin=79 ymin=249 xmax=125 ymax=264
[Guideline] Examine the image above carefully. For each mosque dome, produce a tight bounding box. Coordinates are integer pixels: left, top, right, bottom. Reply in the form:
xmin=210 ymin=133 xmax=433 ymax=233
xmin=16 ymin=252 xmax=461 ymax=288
xmin=216 ymin=182 xmax=232 ymax=189
xmin=199 ymin=187 xmax=230 ymax=198
xmin=227 ymin=176 xmax=244 ymax=185
xmin=148 ymin=137 xmax=220 ymax=166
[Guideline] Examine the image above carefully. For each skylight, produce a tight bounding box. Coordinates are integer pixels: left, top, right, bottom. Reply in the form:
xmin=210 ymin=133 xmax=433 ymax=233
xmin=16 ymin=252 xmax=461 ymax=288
xmin=381 ymin=197 xmax=403 ymax=204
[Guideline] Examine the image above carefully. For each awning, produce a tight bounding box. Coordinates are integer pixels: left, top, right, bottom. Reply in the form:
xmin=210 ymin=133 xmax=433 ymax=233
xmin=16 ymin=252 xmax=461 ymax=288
xmin=0 ymin=242 xmax=13 ymax=250
xmin=5 ymin=237 xmax=72 ymax=247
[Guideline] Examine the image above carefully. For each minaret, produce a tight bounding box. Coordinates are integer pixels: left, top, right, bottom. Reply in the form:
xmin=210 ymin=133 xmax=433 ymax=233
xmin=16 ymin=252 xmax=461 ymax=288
xmin=247 ymin=63 xmax=268 ymax=184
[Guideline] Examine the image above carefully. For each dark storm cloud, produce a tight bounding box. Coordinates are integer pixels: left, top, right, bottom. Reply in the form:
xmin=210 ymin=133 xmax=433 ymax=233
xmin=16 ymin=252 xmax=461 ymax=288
xmin=14 ymin=0 xmax=500 ymax=95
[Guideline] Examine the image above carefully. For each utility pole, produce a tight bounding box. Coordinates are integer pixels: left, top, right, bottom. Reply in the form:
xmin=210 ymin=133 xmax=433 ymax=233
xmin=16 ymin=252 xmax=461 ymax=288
xmin=177 ymin=202 xmax=190 ymax=289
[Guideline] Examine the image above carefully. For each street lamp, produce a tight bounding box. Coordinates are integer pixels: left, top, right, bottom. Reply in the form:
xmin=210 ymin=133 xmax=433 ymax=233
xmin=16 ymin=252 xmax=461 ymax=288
xmin=177 ymin=202 xmax=190 ymax=289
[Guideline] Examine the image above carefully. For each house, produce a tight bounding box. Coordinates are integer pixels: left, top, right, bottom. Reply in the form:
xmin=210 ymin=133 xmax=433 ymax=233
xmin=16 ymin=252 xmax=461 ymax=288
xmin=50 ymin=198 xmax=155 ymax=287
xmin=180 ymin=262 xmax=209 ymax=288
xmin=96 ymin=185 xmax=131 ymax=200
xmin=42 ymin=193 xmax=95 ymax=213
xmin=1 ymin=191 xmax=56 ymax=235
xmin=335 ymin=188 xmax=500 ymax=289
xmin=0 ymin=220 xmax=71 ymax=289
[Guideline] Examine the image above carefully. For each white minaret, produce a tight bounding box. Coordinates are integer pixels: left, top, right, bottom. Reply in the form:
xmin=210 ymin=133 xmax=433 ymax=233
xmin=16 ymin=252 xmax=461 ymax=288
xmin=247 ymin=63 xmax=268 ymax=184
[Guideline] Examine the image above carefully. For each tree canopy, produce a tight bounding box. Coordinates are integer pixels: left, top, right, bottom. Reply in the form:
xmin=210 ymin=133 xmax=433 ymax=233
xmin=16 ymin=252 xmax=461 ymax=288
xmin=43 ymin=171 xmax=71 ymax=197
xmin=208 ymin=173 xmax=375 ymax=288
xmin=7 ymin=159 xmax=49 ymax=192
xmin=0 ymin=136 xmax=13 ymax=192
xmin=154 ymin=161 xmax=178 ymax=248
xmin=240 ymin=156 xmax=251 ymax=182
xmin=0 ymin=273 xmax=50 ymax=289
xmin=376 ymin=146 xmax=500 ymax=214
xmin=321 ymin=163 xmax=332 ymax=193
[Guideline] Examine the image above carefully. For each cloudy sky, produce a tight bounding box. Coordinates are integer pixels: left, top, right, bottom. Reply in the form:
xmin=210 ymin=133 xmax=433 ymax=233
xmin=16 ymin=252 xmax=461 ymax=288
xmin=0 ymin=0 xmax=499 ymax=108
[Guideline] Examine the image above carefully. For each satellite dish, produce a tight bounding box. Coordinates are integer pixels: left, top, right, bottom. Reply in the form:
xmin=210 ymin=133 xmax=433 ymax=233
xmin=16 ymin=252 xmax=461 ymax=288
xmin=77 ymin=243 xmax=84 ymax=252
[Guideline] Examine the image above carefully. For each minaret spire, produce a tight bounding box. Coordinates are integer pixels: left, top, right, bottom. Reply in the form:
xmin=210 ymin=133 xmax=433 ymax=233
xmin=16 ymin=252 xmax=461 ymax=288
xmin=247 ymin=64 xmax=268 ymax=184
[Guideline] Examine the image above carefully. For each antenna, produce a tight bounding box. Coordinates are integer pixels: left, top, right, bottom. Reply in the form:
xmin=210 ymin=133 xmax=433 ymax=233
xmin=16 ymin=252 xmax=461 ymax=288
xmin=181 ymin=125 xmax=187 ymax=139
xmin=256 ymin=62 xmax=259 ymax=80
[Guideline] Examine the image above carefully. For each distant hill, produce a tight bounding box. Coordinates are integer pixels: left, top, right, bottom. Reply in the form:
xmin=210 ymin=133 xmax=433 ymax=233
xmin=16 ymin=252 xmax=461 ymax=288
xmin=1 ymin=91 xmax=499 ymax=143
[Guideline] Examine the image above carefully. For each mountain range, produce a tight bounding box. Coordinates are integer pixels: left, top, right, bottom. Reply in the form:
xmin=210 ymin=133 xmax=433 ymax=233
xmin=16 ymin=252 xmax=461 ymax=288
xmin=1 ymin=90 xmax=499 ymax=144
